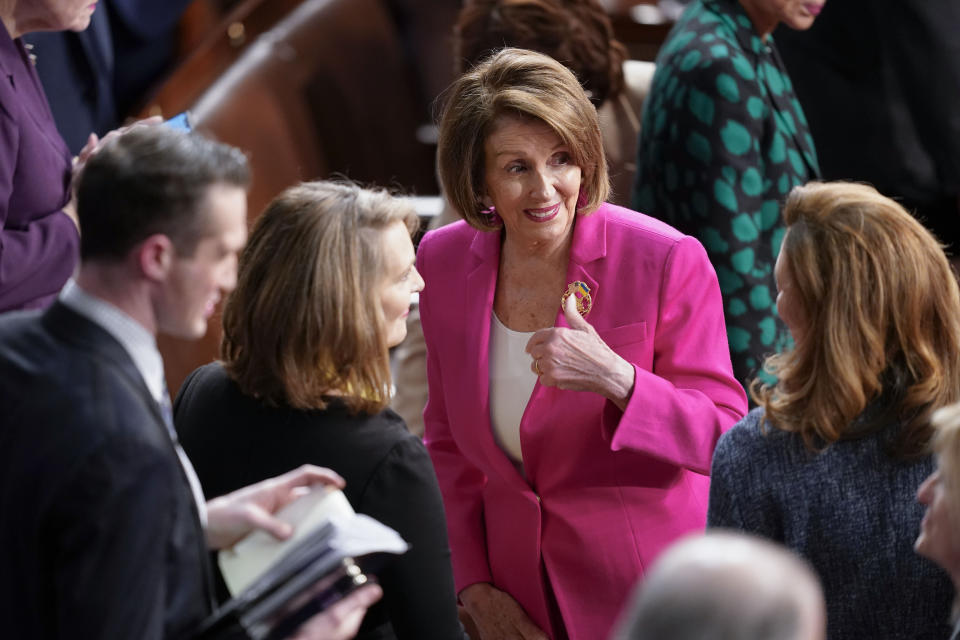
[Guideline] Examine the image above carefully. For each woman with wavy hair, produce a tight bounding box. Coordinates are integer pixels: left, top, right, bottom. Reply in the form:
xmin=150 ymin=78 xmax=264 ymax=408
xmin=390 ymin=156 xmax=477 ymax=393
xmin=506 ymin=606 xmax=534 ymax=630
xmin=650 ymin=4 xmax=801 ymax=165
xmin=173 ymin=181 xmax=466 ymax=640
xmin=708 ymin=181 xmax=960 ymax=639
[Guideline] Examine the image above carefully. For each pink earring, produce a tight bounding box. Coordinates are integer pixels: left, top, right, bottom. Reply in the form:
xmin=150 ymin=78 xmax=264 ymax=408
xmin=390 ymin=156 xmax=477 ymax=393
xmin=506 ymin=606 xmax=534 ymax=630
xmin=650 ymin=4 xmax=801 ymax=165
xmin=480 ymin=204 xmax=502 ymax=226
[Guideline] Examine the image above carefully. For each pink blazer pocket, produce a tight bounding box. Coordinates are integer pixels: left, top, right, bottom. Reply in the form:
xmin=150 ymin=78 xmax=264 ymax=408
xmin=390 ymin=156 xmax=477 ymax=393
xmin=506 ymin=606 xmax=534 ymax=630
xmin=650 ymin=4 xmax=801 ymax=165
xmin=598 ymin=321 xmax=647 ymax=347
xmin=599 ymin=321 xmax=651 ymax=372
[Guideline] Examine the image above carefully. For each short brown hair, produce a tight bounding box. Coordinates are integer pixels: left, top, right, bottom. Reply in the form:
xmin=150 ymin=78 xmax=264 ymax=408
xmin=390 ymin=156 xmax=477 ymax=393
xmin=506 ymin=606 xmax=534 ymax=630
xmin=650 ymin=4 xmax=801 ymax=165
xmin=78 ymin=127 xmax=249 ymax=261
xmin=437 ymin=47 xmax=609 ymax=230
xmin=752 ymin=181 xmax=960 ymax=457
xmin=220 ymin=181 xmax=418 ymax=413
xmin=454 ymin=0 xmax=627 ymax=107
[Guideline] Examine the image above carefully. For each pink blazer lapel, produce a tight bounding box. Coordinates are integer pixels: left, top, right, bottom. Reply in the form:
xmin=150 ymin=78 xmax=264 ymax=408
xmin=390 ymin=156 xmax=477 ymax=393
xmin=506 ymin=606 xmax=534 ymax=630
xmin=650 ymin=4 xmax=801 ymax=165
xmin=517 ymin=210 xmax=608 ymax=472
xmin=462 ymin=229 xmax=531 ymax=488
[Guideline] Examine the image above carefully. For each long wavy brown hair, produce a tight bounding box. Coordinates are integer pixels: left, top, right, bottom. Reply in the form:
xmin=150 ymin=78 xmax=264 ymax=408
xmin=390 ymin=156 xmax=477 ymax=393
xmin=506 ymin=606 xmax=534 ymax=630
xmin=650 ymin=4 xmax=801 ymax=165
xmin=751 ymin=182 xmax=960 ymax=457
xmin=220 ymin=181 xmax=418 ymax=413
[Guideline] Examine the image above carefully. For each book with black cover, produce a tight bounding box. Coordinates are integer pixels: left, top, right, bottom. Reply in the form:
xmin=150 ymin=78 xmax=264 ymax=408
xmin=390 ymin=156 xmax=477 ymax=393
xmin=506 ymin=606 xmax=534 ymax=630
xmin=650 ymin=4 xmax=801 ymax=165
xmin=195 ymin=488 xmax=407 ymax=640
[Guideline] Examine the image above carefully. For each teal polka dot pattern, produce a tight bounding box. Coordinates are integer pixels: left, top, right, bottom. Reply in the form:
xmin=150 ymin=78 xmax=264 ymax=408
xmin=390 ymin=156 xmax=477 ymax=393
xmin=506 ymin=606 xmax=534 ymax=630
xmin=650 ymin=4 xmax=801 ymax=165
xmin=741 ymin=167 xmax=762 ymax=196
xmin=731 ymin=213 xmax=759 ymax=242
xmin=731 ymin=247 xmax=754 ymax=273
xmin=688 ymin=87 xmax=715 ymax=125
xmin=720 ymin=120 xmax=751 ymax=155
xmin=731 ymin=53 xmax=755 ymax=81
xmin=728 ymin=297 xmax=748 ymax=316
xmin=632 ymin=0 xmax=820 ymax=386
xmin=701 ymin=226 xmax=729 ymax=253
xmin=749 ymin=284 xmax=772 ymax=310
xmin=716 ymin=73 xmax=740 ymax=102
xmin=687 ymin=131 xmax=712 ymax=164
xmin=768 ymin=131 xmax=786 ymax=163
xmin=710 ymin=44 xmax=730 ymax=59
xmin=714 ymin=180 xmax=739 ymax=213
xmin=680 ymin=50 xmax=702 ymax=71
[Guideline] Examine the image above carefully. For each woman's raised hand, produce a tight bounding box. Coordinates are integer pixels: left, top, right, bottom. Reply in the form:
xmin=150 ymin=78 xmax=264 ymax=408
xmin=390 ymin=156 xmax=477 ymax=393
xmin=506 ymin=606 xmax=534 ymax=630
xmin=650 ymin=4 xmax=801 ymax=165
xmin=459 ymin=583 xmax=549 ymax=640
xmin=525 ymin=295 xmax=636 ymax=411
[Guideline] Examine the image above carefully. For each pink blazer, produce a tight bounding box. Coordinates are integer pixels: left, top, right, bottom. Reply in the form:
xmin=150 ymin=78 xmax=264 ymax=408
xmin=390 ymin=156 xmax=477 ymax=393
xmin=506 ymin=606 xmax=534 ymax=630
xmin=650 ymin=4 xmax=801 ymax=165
xmin=418 ymin=203 xmax=747 ymax=640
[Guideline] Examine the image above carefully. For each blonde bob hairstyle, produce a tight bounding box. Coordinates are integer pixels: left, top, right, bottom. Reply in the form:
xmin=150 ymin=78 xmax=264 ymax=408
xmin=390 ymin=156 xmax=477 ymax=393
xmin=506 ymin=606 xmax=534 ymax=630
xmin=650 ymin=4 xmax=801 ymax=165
xmin=752 ymin=181 xmax=960 ymax=457
xmin=437 ymin=47 xmax=609 ymax=231
xmin=220 ymin=180 xmax=419 ymax=413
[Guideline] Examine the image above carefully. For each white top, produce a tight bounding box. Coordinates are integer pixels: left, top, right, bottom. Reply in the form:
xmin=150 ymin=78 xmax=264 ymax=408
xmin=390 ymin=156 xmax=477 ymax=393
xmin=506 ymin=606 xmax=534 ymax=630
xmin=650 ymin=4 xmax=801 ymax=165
xmin=488 ymin=312 xmax=538 ymax=464
xmin=59 ymin=280 xmax=208 ymax=526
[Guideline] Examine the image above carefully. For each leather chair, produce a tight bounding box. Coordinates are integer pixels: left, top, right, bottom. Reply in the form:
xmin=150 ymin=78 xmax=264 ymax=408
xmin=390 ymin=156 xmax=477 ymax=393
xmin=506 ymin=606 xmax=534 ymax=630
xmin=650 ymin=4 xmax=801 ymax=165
xmin=160 ymin=0 xmax=438 ymax=394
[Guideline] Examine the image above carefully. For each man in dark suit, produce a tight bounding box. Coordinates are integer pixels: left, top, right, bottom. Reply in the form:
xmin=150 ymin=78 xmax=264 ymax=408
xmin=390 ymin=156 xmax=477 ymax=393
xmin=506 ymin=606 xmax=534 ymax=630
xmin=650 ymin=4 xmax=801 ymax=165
xmin=0 ymin=126 xmax=380 ymax=639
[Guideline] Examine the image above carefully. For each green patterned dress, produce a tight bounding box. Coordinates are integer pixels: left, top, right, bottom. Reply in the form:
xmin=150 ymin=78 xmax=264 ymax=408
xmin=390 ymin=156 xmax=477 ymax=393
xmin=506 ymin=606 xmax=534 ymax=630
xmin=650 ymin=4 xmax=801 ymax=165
xmin=631 ymin=0 xmax=820 ymax=386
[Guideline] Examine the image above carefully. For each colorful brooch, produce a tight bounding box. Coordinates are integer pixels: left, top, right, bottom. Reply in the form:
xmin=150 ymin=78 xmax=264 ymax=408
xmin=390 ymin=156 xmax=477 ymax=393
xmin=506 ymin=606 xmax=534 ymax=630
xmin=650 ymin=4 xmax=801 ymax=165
xmin=561 ymin=281 xmax=593 ymax=317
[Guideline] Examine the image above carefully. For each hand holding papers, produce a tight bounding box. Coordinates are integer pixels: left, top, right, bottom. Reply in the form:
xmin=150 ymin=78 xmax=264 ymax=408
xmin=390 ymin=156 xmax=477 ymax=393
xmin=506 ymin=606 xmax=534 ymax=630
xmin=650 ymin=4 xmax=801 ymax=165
xmin=199 ymin=486 xmax=407 ymax=639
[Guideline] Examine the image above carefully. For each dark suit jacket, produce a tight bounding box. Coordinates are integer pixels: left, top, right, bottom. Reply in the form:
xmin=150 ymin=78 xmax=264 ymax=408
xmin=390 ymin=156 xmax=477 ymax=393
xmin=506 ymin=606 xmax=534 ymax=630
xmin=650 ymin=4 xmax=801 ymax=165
xmin=175 ymin=363 xmax=466 ymax=640
xmin=25 ymin=8 xmax=117 ymax=154
xmin=776 ymin=0 xmax=960 ymax=247
xmin=0 ymin=302 xmax=215 ymax=639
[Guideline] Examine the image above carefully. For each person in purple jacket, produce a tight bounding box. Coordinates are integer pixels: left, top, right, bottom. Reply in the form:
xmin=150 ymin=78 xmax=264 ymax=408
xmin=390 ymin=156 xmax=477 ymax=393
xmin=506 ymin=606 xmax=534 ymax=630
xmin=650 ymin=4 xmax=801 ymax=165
xmin=1 ymin=0 xmax=95 ymax=311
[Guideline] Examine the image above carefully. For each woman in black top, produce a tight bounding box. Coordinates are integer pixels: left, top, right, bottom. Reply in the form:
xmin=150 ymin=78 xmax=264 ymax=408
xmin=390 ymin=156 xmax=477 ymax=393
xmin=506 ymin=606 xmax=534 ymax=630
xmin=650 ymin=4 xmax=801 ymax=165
xmin=174 ymin=181 xmax=465 ymax=639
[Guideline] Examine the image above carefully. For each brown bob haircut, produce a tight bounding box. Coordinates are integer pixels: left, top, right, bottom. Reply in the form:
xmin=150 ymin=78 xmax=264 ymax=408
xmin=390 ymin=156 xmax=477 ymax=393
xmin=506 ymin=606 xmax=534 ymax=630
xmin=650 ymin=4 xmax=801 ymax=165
xmin=752 ymin=181 xmax=960 ymax=457
xmin=454 ymin=0 xmax=628 ymax=108
xmin=437 ymin=47 xmax=609 ymax=230
xmin=220 ymin=181 xmax=419 ymax=413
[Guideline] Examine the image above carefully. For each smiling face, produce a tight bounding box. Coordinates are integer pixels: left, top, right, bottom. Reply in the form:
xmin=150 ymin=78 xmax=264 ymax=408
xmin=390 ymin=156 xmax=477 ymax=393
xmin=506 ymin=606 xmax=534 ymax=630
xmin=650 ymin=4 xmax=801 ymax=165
xmin=482 ymin=114 xmax=582 ymax=252
xmin=739 ymin=0 xmax=825 ymax=37
xmin=916 ymin=460 xmax=960 ymax=580
xmin=157 ymin=184 xmax=248 ymax=339
xmin=376 ymin=220 xmax=424 ymax=348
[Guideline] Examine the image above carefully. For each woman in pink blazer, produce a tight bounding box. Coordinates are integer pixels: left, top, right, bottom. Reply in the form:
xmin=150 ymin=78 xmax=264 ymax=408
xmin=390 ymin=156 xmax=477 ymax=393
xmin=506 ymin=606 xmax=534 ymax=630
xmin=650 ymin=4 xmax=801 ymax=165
xmin=418 ymin=48 xmax=747 ymax=640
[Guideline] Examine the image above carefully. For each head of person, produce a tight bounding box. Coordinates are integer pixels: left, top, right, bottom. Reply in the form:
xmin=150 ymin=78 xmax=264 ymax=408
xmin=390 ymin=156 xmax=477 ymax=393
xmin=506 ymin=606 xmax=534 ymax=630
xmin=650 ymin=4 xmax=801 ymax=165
xmin=453 ymin=0 xmax=627 ymax=108
xmin=611 ymin=532 xmax=826 ymax=640
xmin=437 ymin=47 xmax=609 ymax=235
xmin=220 ymin=181 xmax=423 ymax=413
xmin=1 ymin=0 xmax=98 ymax=37
xmin=753 ymin=181 xmax=960 ymax=456
xmin=916 ymin=402 xmax=960 ymax=592
xmin=76 ymin=126 xmax=250 ymax=339
xmin=737 ymin=0 xmax=826 ymax=39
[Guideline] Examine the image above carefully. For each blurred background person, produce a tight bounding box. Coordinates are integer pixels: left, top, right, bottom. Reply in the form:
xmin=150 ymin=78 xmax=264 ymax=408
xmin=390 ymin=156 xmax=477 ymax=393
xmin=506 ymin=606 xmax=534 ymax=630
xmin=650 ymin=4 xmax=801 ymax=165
xmin=631 ymin=0 xmax=824 ymax=387
xmin=1 ymin=0 xmax=91 ymax=311
xmin=610 ymin=531 xmax=825 ymax=640
xmin=420 ymin=48 xmax=745 ymax=640
xmin=916 ymin=403 xmax=960 ymax=640
xmin=175 ymin=181 xmax=465 ymax=640
xmin=453 ymin=0 xmax=653 ymax=208
xmin=391 ymin=0 xmax=656 ymax=436
xmin=24 ymin=0 xmax=194 ymax=153
xmin=776 ymin=0 xmax=960 ymax=261
xmin=709 ymin=181 xmax=960 ymax=639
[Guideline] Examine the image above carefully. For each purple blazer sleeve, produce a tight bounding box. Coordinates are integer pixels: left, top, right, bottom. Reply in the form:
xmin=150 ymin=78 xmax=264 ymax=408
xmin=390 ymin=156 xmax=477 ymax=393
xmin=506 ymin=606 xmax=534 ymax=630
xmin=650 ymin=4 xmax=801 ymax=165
xmin=0 ymin=31 xmax=79 ymax=312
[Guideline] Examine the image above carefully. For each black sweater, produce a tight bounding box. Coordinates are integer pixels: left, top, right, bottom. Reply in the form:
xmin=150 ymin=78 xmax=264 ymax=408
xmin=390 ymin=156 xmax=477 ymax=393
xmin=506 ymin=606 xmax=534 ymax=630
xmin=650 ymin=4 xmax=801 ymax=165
xmin=174 ymin=363 xmax=466 ymax=640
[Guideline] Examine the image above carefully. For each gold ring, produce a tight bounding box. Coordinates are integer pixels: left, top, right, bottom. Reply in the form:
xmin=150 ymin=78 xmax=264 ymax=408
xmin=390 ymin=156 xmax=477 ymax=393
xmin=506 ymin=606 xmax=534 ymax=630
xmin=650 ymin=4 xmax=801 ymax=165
xmin=535 ymin=358 xmax=542 ymax=376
